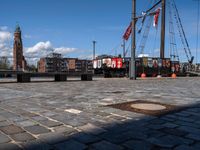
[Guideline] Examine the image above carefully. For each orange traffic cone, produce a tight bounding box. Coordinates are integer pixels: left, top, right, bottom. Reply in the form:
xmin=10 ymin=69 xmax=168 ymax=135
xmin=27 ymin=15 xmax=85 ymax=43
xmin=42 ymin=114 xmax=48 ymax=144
xmin=141 ymin=73 xmax=146 ymax=79
xmin=171 ymin=73 xmax=177 ymax=78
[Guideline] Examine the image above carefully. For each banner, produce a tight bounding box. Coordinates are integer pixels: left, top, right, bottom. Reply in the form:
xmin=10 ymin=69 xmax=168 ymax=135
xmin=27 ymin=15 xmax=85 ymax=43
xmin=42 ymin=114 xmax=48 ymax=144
xmin=143 ymin=57 xmax=148 ymax=67
xmin=153 ymin=59 xmax=158 ymax=68
xmin=153 ymin=8 xmax=160 ymax=27
xmin=148 ymin=58 xmax=153 ymax=67
xmin=123 ymin=22 xmax=132 ymax=40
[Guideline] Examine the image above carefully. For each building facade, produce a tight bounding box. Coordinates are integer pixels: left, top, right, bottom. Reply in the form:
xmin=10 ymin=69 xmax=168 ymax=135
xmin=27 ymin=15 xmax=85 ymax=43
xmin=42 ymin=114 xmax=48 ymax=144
xmin=38 ymin=53 xmax=93 ymax=73
xmin=13 ymin=25 xmax=27 ymax=71
xmin=38 ymin=53 xmax=67 ymax=73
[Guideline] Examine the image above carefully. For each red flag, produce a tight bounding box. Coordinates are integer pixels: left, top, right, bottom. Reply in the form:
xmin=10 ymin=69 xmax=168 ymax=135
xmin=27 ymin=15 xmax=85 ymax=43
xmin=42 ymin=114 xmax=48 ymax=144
xmin=153 ymin=8 xmax=160 ymax=27
xmin=123 ymin=22 xmax=132 ymax=40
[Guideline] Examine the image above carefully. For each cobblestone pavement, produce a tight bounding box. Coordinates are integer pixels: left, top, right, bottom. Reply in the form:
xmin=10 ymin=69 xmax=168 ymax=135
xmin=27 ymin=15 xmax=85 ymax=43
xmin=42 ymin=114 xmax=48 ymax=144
xmin=0 ymin=77 xmax=200 ymax=150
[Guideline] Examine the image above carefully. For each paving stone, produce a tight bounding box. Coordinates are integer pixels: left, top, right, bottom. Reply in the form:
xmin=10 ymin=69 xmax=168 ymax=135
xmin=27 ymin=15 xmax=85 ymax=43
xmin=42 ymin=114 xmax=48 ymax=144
xmin=21 ymin=139 xmax=54 ymax=150
xmin=38 ymin=119 xmax=62 ymax=127
xmin=147 ymin=137 xmax=177 ymax=148
xmin=0 ymin=121 xmax=12 ymax=127
xmin=78 ymin=123 xmax=106 ymax=135
xmin=65 ymin=109 xmax=82 ymax=114
xmin=0 ymin=116 xmax=6 ymax=122
xmin=0 ymin=112 xmax=18 ymax=119
xmin=54 ymin=139 xmax=87 ymax=150
xmin=175 ymin=120 xmax=200 ymax=128
xmin=0 ymin=133 xmax=11 ymax=144
xmin=148 ymin=135 xmax=193 ymax=148
xmin=40 ymin=111 xmax=57 ymax=117
xmin=123 ymin=139 xmax=153 ymax=150
xmin=90 ymin=140 xmax=123 ymax=150
xmin=38 ymin=132 xmax=69 ymax=145
xmin=162 ymin=128 xmax=188 ymax=137
xmin=177 ymin=116 xmax=195 ymax=123
xmin=0 ymin=125 xmax=25 ymax=135
xmin=0 ymin=143 xmax=22 ymax=150
xmin=160 ymin=116 xmax=175 ymax=122
xmin=161 ymin=122 xmax=178 ymax=128
xmin=145 ymin=130 xmax=165 ymax=138
xmin=149 ymin=119 xmax=166 ymax=124
xmin=21 ymin=112 xmax=38 ymax=117
xmin=72 ymin=132 xmax=101 ymax=144
xmin=10 ymin=132 xmax=35 ymax=142
xmin=175 ymin=111 xmax=191 ymax=117
xmin=99 ymin=131 xmax=132 ymax=144
xmin=147 ymin=124 xmax=165 ymax=130
xmin=127 ymin=130 xmax=148 ymax=140
xmin=31 ymin=116 xmax=48 ymax=121
xmin=186 ymin=133 xmax=200 ymax=141
xmin=178 ymin=126 xmax=200 ymax=134
xmin=24 ymin=125 xmax=50 ymax=135
xmin=52 ymin=125 xmax=77 ymax=134
xmin=193 ymin=142 xmax=200 ymax=149
xmin=174 ymin=145 xmax=196 ymax=150
xmin=16 ymin=120 xmax=38 ymax=127
xmin=9 ymin=116 xmax=27 ymax=122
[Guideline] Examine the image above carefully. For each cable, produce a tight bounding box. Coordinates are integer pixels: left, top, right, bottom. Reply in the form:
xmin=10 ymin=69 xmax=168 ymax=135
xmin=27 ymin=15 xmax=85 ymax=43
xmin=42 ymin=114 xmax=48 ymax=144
xmin=196 ymin=0 xmax=200 ymax=64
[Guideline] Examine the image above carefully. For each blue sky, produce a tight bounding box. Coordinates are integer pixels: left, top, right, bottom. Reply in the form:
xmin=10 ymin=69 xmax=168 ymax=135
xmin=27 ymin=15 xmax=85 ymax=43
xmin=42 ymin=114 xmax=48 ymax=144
xmin=0 ymin=0 xmax=199 ymax=64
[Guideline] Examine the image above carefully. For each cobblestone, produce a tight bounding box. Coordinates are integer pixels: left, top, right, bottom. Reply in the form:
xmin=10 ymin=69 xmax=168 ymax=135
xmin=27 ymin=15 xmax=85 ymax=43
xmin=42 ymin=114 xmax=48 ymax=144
xmin=0 ymin=143 xmax=22 ymax=150
xmin=0 ymin=132 xmax=11 ymax=144
xmin=24 ymin=125 xmax=50 ymax=135
xmin=0 ymin=125 xmax=24 ymax=135
xmin=90 ymin=140 xmax=123 ymax=150
xmin=123 ymin=139 xmax=153 ymax=150
xmin=54 ymin=139 xmax=87 ymax=150
xmin=0 ymin=77 xmax=200 ymax=149
xmin=10 ymin=132 xmax=35 ymax=142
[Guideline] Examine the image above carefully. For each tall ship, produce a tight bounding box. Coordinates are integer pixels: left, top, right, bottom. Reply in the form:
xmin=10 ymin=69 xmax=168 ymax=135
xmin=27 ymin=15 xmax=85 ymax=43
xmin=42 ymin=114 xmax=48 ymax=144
xmin=93 ymin=0 xmax=195 ymax=77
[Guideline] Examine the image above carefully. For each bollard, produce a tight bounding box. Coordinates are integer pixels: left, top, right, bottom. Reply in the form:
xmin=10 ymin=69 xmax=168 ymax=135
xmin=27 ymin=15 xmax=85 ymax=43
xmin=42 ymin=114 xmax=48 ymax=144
xmin=81 ymin=74 xmax=93 ymax=81
xmin=54 ymin=74 xmax=67 ymax=81
xmin=17 ymin=73 xmax=31 ymax=83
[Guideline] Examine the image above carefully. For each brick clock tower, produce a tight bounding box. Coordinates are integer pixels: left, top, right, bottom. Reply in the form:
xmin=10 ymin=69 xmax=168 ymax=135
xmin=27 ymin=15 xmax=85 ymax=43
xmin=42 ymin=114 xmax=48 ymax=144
xmin=13 ymin=24 xmax=27 ymax=71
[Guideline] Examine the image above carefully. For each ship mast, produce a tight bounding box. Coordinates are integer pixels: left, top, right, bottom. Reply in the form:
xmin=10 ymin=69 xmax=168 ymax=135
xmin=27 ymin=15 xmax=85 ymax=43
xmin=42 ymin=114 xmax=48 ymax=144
xmin=160 ymin=0 xmax=166 ymax=58
xmin=130 ymin=0 xmax=136 ymax=80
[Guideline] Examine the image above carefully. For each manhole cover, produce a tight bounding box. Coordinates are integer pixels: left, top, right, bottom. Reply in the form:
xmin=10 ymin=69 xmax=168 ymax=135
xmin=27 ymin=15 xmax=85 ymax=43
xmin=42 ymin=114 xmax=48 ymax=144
xmin=107 ymin=100 xmax=186 ymax=116
xmin=131 ymin=103 xmax=166 ymax=111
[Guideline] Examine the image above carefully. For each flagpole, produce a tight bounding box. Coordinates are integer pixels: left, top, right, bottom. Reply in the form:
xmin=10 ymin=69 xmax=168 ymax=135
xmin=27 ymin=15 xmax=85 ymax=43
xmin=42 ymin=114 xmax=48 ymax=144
xmin=93 ymin=41 xmax=96 ymax=60
xmin=160 ymin=0 xmax=165 ymax=59
xmin=130 ymin=0 xmax=136 ymax=80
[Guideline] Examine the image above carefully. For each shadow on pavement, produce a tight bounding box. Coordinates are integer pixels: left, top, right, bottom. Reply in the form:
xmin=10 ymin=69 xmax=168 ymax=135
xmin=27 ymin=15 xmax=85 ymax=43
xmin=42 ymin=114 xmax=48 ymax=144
xmin=0 ymin=102 xmax=200 ymax=150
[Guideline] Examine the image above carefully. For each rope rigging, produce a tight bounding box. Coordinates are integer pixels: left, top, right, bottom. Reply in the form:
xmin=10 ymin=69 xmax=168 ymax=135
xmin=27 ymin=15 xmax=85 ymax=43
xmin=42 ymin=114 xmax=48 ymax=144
xmin=171 ymin=0 xmax=194 ymax=64
xmin=168 ymin=0 xmax=179 ymax=61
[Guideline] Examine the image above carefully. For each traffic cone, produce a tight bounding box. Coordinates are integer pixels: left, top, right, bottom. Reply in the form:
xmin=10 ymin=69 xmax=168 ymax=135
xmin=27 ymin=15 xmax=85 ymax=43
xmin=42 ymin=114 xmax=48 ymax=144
xmin=157 ymin=74 xmax=162 ymax=78
xmin=171 ymin=73 xmax=177 ymax=78
xmin=141 ymin=73 xmax=146 ymax=79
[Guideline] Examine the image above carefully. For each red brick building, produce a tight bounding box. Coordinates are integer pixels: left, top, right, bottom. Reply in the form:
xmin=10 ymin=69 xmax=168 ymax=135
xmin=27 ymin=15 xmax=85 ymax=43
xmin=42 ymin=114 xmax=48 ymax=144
xmin=38 ymin=54 xmax=93 ymax=73
xmin=13 ymin=25 xmax=27 ymax=71
xmin=37 ymin=53 xmax=67 ymax=73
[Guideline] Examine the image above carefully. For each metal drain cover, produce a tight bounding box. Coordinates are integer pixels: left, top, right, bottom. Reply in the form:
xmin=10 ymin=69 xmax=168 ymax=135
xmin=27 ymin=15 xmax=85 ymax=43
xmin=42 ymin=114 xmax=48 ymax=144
xmin=107 ymin=100 xmax=186 ymax=116
xmin=131 ymin=103 xmax=166 ymax=111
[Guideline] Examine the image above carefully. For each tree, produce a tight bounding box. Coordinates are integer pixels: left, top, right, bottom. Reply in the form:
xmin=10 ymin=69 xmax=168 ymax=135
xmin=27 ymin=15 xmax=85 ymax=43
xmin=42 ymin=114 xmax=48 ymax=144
xmin=0 ymin=57 xmax=10 ymax=69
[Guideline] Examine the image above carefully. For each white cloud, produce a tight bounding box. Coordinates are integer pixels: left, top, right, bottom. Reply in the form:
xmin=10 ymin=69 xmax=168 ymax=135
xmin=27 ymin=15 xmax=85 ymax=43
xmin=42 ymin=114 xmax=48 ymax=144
xmin=24 ymin=41 xmax=79 ymax=64
xmin=0 ymin=31 xmax=11 ymax=42
xmin=0 ymin=27 xmax=12 ymax=58
xmin=54 ymin=47 xmax=76 ymax=55
xmin=26 ymin=41 xmax=53 ymax=54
